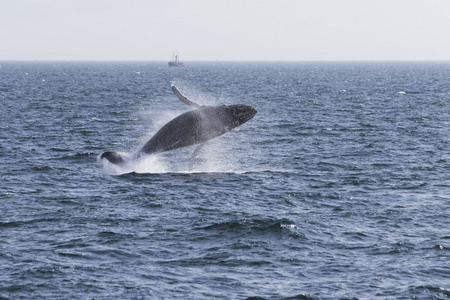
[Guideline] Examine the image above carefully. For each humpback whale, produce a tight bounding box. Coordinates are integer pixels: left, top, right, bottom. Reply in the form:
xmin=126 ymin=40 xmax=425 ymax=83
xmin=100 ymin=86 xmax=257 ymax=168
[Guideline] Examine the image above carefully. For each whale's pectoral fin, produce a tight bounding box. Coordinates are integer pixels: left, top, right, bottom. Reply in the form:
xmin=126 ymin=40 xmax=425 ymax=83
xmin=171 ymin=86 xmax=202 ymax=108
xmin=189 ymin=143 xmax=206 ymax=171
xmin=100 ymin=151 xmax=126 ymax=165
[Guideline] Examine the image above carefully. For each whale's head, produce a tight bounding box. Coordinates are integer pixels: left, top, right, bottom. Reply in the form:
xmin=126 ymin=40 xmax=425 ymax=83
xmin=226 ymin=105 xmax=257 ymax=129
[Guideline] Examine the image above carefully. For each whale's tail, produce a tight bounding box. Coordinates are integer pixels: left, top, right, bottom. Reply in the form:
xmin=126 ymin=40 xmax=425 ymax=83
xmin=100 ymin=151 xmax=127 ymax=165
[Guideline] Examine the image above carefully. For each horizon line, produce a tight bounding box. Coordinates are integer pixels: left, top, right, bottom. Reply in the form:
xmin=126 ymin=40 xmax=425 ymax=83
xmin=1 ymin=59 xmax=450 ymax=63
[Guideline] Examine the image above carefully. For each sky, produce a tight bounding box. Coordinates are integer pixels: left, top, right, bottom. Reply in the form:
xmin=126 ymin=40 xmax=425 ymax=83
xmin=1 ymin=0 xmax=450 ymax=61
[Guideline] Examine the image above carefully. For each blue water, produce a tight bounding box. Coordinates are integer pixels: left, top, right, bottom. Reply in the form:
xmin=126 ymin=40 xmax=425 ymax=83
xmin=1 ymin=62 xmax=450 ymax=299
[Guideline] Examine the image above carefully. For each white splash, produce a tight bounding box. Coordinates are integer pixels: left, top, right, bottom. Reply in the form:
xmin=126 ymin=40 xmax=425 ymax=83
xmin=99 ymin=153 xmax=169 ymax=175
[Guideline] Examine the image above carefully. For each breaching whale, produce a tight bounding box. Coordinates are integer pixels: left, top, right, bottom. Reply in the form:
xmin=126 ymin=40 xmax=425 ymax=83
xmin=100 ymin=86 xmax=257 ymax=168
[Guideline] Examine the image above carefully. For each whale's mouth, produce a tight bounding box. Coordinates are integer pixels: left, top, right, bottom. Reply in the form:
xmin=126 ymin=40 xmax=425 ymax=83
xmin=100 ymin=151 xmax=127 ymax=165
xmin=227 ymin=105 xmax=258 ymax=127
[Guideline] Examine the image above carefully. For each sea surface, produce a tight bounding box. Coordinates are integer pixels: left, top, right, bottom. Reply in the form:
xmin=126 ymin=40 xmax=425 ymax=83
xmin=1 ymin=61 xmax=450 ymax=299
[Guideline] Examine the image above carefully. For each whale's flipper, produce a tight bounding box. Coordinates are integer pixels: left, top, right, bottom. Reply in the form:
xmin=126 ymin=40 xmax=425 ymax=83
xmin=171 ymin=86 xmax=201 ymax=108
xmin=100 ymin=151 xmax=127 ymax=165
xmin=189 ymin=142 xmax=205 ymax=171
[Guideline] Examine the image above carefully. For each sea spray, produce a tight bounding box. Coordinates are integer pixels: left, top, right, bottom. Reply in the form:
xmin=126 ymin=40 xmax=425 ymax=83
xmin=100 ymin=153 xmax=169 ymax=175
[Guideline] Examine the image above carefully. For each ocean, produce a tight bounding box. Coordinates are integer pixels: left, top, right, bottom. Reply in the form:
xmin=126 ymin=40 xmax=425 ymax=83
xmin=1 ymin=61 xmax=449 ymax=299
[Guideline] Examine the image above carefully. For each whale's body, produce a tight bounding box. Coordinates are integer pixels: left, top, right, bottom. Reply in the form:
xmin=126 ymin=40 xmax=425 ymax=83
xmin=100 ymin=86 xmax=257 ymax=167
xmin=139 ymin=104 xmax=256 ymax=155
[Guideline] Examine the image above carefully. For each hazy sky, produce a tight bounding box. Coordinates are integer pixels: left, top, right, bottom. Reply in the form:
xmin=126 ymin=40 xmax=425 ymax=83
xmin=1 ymin=0 xmax=450 ymax=61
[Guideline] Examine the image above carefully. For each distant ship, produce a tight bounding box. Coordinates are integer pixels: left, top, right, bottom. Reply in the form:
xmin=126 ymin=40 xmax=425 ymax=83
xmin=168 ymin=53 xmax=184 ymax=67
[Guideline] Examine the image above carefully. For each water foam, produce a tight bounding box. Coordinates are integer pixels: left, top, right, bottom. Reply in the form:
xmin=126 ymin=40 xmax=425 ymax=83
xmin=99 ymin=153 xmax=169 ymax=175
